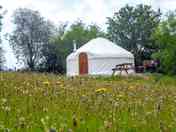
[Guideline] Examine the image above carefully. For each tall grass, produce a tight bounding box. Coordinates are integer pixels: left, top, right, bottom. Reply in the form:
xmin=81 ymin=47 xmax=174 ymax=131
xmin=0 ymin=72 xmax=176 ymax=132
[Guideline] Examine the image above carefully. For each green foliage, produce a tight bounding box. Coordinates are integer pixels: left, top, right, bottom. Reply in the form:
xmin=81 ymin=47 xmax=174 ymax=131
xmin=0 ymin=72 xmax=176 ymax=131
xmin=0 ymin=5 xmax=2 ymax=33
xmin=107 ymin=4 xmax=161 ymax=65
xmin=0 ymin=47 xmax=4 ymax=70
xmin=152 ymin=11 xmax=176 ymax=75
xmin=0 ymin=5 xmax=4 ymax=70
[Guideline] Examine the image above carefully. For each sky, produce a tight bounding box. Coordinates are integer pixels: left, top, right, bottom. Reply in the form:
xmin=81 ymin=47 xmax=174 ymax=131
xmin=1 ymin=0 xmax=176 ymax=69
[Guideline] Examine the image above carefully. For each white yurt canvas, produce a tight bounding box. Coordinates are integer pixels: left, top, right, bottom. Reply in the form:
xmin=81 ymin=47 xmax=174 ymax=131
xmin=66 ymin=37 xmax=134 ymax=76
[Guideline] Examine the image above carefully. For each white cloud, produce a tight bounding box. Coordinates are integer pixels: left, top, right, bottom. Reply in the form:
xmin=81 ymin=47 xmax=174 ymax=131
xmin=153 ymin=0 xmax=176 ymax=12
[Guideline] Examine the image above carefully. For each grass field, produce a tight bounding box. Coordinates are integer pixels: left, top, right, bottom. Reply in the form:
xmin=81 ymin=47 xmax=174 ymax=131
xmin=0 ymin=72 xmax=176 ymax=132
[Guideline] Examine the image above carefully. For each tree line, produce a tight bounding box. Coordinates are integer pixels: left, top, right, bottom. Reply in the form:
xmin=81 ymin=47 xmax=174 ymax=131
xmin=0 ymin=4 xmax=176 ymax=75
xmin=0 ymin=5 xmax=5 ymax=70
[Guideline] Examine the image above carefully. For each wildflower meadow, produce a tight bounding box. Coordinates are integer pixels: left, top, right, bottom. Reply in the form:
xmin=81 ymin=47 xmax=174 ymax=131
xmin=0 ymin=72 xmax=176 ymax=132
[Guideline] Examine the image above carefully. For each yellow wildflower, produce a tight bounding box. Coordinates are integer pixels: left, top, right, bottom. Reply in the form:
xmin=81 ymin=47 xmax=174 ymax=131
xmin=128 ymin=85 xmax=135 ymax=90
xmin=2 ymin=106 xmax=11 ymax=112
xmin=117 ymin=94 xmax=124 ymax=99
xmin=43 ymin=81 xmax=50 ymax=86
xmin=56 ymin=81 xmax=62 ymax=85
xmin=60 ymin=84 xmax=64 ymax=88
xmin=82 ymin=94 xmax=86 ymax=97
xmin=1 ymin=98 xmax=7 ymax=104
xmin=95 ymin=88 xmax=107 ymax=93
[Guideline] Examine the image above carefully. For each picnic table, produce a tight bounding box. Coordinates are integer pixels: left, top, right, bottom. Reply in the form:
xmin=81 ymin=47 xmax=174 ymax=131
xmin=112 ymin=63 xmax=134 ymax=76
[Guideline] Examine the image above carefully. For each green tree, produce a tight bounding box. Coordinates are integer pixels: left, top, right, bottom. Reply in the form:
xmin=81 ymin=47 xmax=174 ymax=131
xmin=0 ymin=5 xmax=5 ymax=70
xmin=0 ymin=5 xmax=2 ymax=34
xmin=107 ymin=4 xmax=161 ymax=65
xmin=38 ymin=23 xmax=66 ymax=73
xmin=152 ymin=11 xmax=176 ymax=74
xmin=41 ymin=21 xmax=105 ymax=73
xmin=8 ymin=8 xmax=54 ymax=70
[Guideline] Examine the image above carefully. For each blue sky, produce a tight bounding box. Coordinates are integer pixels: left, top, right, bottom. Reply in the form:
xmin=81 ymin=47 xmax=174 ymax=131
xmin=1 ymin=0 xmax=176 ymax=69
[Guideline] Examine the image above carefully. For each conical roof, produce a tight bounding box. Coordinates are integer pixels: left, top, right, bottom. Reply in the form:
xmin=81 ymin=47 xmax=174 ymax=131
xmin=67 ymin=37 xmax=134 ymax=60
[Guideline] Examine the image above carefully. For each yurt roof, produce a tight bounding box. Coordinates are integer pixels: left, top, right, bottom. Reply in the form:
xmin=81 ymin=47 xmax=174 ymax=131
xmin=67 ymin=37 xmax=134 ymax=60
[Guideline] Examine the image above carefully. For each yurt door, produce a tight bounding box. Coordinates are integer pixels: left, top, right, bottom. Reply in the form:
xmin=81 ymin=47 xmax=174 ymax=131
xmin=79 ymin=52 xmax=88 ymax=75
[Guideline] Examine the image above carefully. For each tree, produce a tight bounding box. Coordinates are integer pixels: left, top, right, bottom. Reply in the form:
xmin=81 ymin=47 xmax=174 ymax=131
xmin=38 ymin=23 xmax=66 ymax=73
xmin=0 ymin=5 xmax=5 ymax=70
xmin=0 ymin=5 xmax=2 ymax=34
xmin=40 ymin=21 xmax=105 ymax=73
xmin=8 ymin=8 xmax=54 ymax=70
xmin=107 ymin=4 xmax=161 ymax=65
xmin=152 ymin=11 xmax=176 ymax=74
xmin=0 ymin=47 xmax=4 ymax=70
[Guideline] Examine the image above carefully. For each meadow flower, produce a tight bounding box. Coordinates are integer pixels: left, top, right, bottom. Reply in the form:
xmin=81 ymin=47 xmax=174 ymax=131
xmin=114 ymin=102 xmax=119 ymax=107
xmin=43 ymin=107 xmax=48 ymax=112
xmin=40 ymin=117 xmax=49 ymax=132
xmin=128 ymin=86 xmax=135 ymax=90
xmin=59 ymin=84 xmax=64 ymax=88
xmin=19 ymin=117 xmax=26 ymax=128
xmin=4 ymin=128 xmax=10 ymax=132
xmin=26 ymin=82 xmax=30 ymax=86
xmin=45 ymin=116 xmax=50 ymax=120
xmin=22 ymin=90 xmax=29 ymax=95
xmin=67 ymin=128 xmax=73 ymax=132
xmin=104 ymin=120 xmax=112 ymax=129
xmin=56 ymin=81 xmax=62 ymax=85
xmin=43 ymin=81 xmax=50 ymax=86
xmin=81 ymin=94 xmax=86 ymax=97
xmin=41 ymin=118 xmax=46 ymax=125
xmin=1 ymin=98 xmax=7 ymax=104
xmin=19 ymin=117 xmax=25 ymax=122
xmin=95 ymin=88 xmax=107 ymax=93
xmin=1 ymin=72 xmax=176 ymax=131
xmin=2 ymin=106 xmax=11 ymax=112
xmin=117 ymin=94 xmax=124 ymax=98
xmin=146 ymin=111 xmax=152 ymax=116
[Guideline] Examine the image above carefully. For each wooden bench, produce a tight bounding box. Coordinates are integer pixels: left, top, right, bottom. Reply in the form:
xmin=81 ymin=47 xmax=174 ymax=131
xmin=112 ymin=63 xmax=134 ymax=76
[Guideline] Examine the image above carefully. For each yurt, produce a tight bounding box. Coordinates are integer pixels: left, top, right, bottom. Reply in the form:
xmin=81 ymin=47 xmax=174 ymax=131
xmin=66 ymin=37 xmax=134 ymax=76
